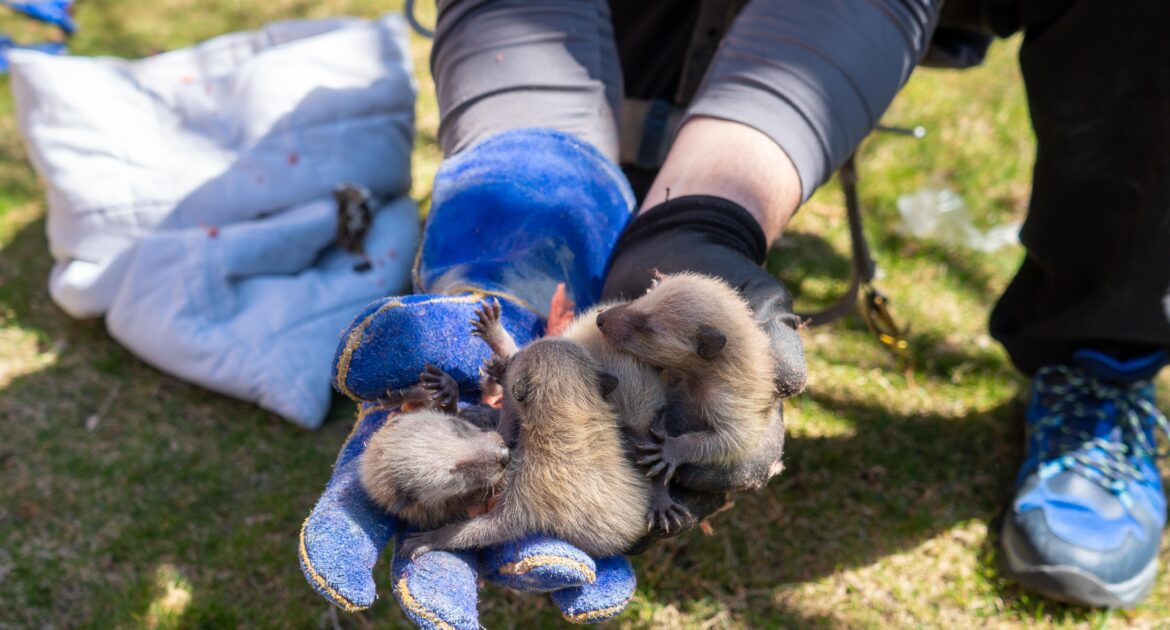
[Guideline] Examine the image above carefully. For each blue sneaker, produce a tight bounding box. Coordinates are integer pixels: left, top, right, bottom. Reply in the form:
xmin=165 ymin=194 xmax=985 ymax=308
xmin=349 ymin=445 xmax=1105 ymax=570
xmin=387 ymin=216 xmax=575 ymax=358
xmin=1002 ymin=350 xmax=1169 ymax=607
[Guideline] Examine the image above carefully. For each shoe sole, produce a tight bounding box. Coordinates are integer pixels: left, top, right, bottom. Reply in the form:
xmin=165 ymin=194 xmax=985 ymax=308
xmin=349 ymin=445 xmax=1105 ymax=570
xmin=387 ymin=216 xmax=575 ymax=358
xmin=1000 ymin=518 xmax=1158 ymax=608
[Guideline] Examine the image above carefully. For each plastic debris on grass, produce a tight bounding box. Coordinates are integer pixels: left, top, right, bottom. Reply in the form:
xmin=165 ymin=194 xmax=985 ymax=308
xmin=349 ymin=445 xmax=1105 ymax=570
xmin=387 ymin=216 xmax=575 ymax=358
xmin=896 ymin=186 xmax=1020 ymax=253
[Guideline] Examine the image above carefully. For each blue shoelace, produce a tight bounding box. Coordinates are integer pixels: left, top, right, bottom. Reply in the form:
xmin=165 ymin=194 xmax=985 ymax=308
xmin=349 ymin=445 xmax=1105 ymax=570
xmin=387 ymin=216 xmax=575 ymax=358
xmin=1031 ymin=365 xmax=1170 ymax=506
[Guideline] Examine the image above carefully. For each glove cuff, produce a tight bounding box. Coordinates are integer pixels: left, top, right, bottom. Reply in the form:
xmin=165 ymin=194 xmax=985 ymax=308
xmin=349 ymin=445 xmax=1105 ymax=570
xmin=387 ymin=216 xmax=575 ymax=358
xmin=608 ymin=195 xmax=768 ymax=269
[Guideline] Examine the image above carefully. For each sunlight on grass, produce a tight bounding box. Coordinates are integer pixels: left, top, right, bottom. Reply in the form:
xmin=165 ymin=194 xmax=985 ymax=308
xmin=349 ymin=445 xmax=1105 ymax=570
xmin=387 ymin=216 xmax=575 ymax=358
xmin=1 ymin=4 xmax=1168 ymax=629
xmin=142 ymin=564 xmax=193 ymax=630
xmin=0 ymin=326 xmax=59 ymax=386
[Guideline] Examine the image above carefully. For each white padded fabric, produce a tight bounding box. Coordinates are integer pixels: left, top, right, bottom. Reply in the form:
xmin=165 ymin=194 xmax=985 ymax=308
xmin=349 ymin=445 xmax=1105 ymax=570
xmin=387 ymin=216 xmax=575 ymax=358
xmin=9 ymin=14 xmax=420 ymax=427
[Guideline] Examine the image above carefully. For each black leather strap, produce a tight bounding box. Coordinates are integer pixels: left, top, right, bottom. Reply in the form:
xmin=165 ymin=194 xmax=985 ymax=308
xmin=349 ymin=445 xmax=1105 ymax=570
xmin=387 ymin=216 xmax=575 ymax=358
xmin=795 ymin=153 xmax=877 ymax=327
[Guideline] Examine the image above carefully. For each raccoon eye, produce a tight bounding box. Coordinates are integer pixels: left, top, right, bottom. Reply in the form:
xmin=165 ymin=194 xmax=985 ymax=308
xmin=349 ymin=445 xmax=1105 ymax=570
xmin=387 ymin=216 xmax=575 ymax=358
xmin=696 ymin=324 xmax=727 ymax=360
xmin=597 ymin=371 xmax=619 ymax=399
xmin=630 ymin=314 xmax=654 ymax=334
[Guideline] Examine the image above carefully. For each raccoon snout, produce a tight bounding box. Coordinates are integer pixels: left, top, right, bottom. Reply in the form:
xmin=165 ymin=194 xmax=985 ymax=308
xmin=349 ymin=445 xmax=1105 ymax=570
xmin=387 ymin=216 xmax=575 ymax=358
xmin=595 ymin=304 xmax=628 ymax=338
xmin=595 ymin=307 xmax=613 ymax=331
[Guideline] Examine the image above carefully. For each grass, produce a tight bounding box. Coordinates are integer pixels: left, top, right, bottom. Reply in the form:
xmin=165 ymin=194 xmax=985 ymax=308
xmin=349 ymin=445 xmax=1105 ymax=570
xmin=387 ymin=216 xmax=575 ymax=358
xmin=1 ymin=2 xmax=1167 ymax=628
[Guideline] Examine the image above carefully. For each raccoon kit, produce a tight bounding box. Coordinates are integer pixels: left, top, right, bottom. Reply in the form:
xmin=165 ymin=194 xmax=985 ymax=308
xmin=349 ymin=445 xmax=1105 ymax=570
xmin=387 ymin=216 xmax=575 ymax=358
xmin=475 ymin=299 xmax=693 ymax=533
xmin=595 ymin=272 xmax=780 ymax=482
xmin=358 ymin=365 xmax=511 ymax=528
xmin=399 ymin=336 xmax=653 ymax=558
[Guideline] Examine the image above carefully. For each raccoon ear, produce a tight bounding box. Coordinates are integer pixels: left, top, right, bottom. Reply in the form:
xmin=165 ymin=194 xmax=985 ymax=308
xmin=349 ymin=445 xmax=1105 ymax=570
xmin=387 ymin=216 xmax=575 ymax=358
xmin=511 ymin=376 xmax=530 ymax=403
xmin=597 ymin=371 xmax=619 ymax=399
xmin=696 ymin=325 xmax=727 ymax=360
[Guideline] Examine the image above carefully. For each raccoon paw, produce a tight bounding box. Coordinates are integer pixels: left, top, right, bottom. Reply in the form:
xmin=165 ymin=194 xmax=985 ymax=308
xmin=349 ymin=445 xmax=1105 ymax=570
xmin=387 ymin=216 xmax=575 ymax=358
xmin=482 ymin=356 xmax=508 ymax=385
xmin=634 ymin=427 xmax=682 ymax=484
xmin=399 ymin=533 xmax=436 ymax=561
xmin=419 ymin=363 xmax=459 ymax=413
xmin=648 ymin=493 xmax=693 ymax=534
xmin=470 ymin=298 xmax=502 ymax=339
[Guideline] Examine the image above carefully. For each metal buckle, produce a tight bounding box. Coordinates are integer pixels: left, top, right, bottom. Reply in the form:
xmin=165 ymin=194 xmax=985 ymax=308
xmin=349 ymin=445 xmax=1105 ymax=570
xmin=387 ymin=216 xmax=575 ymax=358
xmin=861 ymin=284 xmax=909 ymax=358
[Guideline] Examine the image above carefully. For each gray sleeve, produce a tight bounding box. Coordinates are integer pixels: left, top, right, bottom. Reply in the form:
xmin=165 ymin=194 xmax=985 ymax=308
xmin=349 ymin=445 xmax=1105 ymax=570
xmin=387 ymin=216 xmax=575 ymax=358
xmin=685 ymin=0 xmax=943 ymax=202
xmin=432 ymin=0 xmax=623 ymax=161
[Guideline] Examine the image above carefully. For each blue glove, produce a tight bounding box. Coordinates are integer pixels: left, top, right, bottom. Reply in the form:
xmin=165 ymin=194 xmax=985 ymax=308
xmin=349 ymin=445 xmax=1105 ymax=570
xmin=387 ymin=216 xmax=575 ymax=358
xmin=2 ymin=1 xmax=76 ymax=34
xmin=299 ymin=129 xmax=640 ymax=627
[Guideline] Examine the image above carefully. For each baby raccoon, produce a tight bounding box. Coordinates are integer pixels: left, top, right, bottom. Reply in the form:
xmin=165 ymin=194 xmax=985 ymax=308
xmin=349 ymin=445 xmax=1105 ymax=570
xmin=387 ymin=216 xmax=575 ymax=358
xmin=560 ymin=304 xmax=695 ymax=533
xmin=473 ymin=299 xmax=693 ymax=533
xmin=595 ymin=272 xmax=778 ymax=483
xmin=359 ymin=365 xmax=511 ymax=528
xmin=399 ymin=337 xmax=652 ymax=559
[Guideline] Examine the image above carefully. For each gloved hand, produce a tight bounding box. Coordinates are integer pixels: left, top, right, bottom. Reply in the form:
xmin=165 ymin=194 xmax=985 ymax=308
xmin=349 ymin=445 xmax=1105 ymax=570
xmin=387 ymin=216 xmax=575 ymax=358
xmin=602 ymin=195 xmax=806 ymax=532
xmin=301 ymin=400 xmax=637 ymax=628
xmin=299 ymin=129 xmax=643 ymax=628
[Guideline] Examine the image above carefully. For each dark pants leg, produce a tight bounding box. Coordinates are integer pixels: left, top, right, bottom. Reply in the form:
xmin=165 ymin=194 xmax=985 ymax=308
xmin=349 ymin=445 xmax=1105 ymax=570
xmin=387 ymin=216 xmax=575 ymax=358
xmin=989 ymin=0 xmax=1170 ymax=374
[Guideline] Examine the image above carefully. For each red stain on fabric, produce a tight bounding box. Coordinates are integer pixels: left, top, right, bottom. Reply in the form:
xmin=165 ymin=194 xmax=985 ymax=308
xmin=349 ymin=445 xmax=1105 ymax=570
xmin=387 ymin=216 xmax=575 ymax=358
xmin=287 ymin=152 xmax=299 ymax=166
xmin=495 ymin=52 xmax=504 ymax=63
xmin=206 ymin=226 xmax=219 ymax=238
xmin=387 ymin=249 xmax=398 ymax=259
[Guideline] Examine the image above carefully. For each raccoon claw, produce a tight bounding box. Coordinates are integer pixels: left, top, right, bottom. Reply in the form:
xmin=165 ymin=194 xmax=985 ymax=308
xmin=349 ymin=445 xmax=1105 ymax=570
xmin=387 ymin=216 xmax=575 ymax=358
xmin=637 ymin=438 xmax=683 ymax=485
xmin=379 ymin=387 xmax=407 ymax=407
xmin=635 ymin=450 xmax=666 ymax=477
xmin=470 ymin=299 xmax=502 ymax=338
xmin=419 ymin=364 xmax=459 ymax=411
xmin=644 ymin=460 xmax=678 ymax=485
xmin=482 ymin=356 xmax=508 ymax=384
xmin=399 ymin=534 xmax=434 ymax=561
xmin=632 ymin=429 xmax=664 ymax=455
xmin=650 ymin=502 xmax=692 ymax=534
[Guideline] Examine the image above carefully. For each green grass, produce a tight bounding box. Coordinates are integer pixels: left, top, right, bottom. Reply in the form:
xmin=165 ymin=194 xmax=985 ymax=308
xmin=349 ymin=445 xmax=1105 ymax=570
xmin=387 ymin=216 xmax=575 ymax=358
xmin=1 ymin=3 xmax=1167 ymax=628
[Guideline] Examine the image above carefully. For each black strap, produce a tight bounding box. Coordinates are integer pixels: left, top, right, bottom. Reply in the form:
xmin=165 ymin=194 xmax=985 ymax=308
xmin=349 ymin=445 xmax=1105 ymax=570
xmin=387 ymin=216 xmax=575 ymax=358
xmin=674 ymin=0 xmax=748 ymax=105
xmin=796 ymin=153 xmax=909 ymax=357
xmin=796 ymin=154 xmax=876 ymax=327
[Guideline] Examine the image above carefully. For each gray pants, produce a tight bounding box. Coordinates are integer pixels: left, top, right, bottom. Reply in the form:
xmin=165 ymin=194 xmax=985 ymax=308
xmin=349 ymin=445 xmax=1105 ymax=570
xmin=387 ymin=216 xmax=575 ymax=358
xmin=432 ymin=0 xmax=937 ymax=203
xmin=431 ymin=0 xmax=1170 ymax=373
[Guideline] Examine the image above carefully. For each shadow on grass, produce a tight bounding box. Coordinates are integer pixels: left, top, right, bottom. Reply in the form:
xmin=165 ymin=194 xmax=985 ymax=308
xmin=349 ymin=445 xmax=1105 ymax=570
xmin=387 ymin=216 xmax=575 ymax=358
xmin=0 ymin=211 xmax=1108 ymax=628
xmin=0 ymin=139 xmax=41 ymax=204
xmin=0 ymin=211 xmax=1032 ymax=627
xmin=773 ymin=229 xmax=1017 ymax=386
xmin=769 ymin=230 xmax=851 ymax=313
xmin=635 ymin=386 xmax=1031 ymax=626
xmin=0 ymin=215 xmax=362 ymax=627
xmin=775 ymin=224 xmax=1017 ymax=314
xmin=0 ymin=77 xmax=410 ymax=627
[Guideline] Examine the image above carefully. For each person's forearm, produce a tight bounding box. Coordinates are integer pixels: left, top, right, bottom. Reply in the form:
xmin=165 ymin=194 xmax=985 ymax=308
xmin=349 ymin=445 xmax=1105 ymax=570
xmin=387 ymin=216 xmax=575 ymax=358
xmin=652 ymin=0 xmax=942 ymax=242
xmin=641 ymin=117 xmax=800 ymax=244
